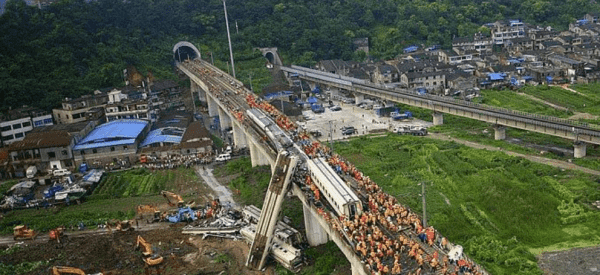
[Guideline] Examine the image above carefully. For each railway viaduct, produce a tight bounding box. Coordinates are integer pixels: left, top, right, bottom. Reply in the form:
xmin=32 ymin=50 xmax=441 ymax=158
xmin=281 ymin=65 xmax=600 ymax=158
xmin=174 ymin=42 xmax=488 ymax=275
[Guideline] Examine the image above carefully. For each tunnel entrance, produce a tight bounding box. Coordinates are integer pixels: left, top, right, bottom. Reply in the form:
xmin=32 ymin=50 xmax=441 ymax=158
xmin=265 ymin=52 xmax=275 ymax=65
xmin=173 ymin=41 xmax=201 ymax=62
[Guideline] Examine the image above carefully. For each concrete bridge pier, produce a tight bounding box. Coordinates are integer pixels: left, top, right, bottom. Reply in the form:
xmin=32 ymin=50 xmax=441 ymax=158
xmin=207 ymin=94 xmax=219 ymax=117
xmin=493 ymin=125 xmax=506 ymax=140
xmin=574 ymin=142 xmax=587 ymax=158
xmin=191 ymin=81 xmax=206 ymax=103
xmin=249 ymin=142 xmax=271 ymax=167
xmin=433 ymin=112 xmax=444 ymax=125
xmin=327 ymin=87 xmax=340 ymax=100
xmin=232 ymin=123 xmax=247 ymax=149
xmin=354 ymin=93 xmax=365 ymax=104
xmin=303 ymin=204 xmax=329 ymax=246
xmin=218 ymin=108 xmax=232 ymax=131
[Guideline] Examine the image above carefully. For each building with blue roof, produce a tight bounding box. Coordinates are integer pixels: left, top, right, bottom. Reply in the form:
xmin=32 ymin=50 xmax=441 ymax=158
xmin=72 ymin=119 xmax=149 ymax=165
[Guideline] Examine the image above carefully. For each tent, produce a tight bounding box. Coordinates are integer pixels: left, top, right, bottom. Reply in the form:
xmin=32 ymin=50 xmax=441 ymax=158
xmin=307 ymin=97 xmax=318 ymax=104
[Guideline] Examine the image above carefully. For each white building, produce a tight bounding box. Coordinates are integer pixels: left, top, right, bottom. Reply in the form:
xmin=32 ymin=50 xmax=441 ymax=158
xmin=1 ymin=117 xmax=33 ymax=145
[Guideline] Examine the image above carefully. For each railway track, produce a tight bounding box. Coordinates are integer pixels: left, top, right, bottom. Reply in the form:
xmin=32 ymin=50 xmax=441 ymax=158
xmin=181 ymin=59 xmax=486 ymax=275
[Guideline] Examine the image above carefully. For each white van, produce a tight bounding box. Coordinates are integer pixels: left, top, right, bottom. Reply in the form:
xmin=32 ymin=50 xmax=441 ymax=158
xmin=53 ymin=168 xmax=71 ymax=177
xmin=215 ymin=153 xmax=231 ymax=162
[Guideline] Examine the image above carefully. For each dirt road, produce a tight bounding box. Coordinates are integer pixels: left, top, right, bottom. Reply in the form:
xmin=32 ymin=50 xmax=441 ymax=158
xmin=426 ymin=133 xmax=600 ymax=176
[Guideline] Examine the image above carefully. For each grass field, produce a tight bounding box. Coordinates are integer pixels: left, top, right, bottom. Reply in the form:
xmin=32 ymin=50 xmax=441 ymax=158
xmin=521 ymin=85 xmax=600 ymax=117
xmin=0 ymin=167 xmax=203 ymax=235
xmin=473 ymin=89 xmax=573 ymax=118
xmin=334 ymin=134 xmax=600 ymax=274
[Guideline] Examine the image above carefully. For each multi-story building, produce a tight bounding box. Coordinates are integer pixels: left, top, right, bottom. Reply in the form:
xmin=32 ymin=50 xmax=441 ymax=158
xmin=104 ymin=88 xmax=156 ymax=122
xmin=1 ymin=107 xmax=53 ymax=146
xmin=491 ymin=20 xmax=526 ymax=45
xmin=52 ymin=90 xmax=109 ymax=124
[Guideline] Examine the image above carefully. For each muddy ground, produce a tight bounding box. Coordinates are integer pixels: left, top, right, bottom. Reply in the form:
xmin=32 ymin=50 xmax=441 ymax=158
xmin=538 ymin=246 xmax=600 ymax=275
xmin=1 ymin=225 xmax=270 ymax=275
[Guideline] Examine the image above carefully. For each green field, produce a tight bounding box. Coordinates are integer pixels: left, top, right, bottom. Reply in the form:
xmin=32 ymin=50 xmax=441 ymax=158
xmin=0 ymin=168 xmax=201 ymax=235
xmin=521 ymin=85 xmax=600 ymax=117
xmin=334 ymin=134 xmax=600 ymax=274
xmin=473 ymin=89 xmax=573 ymax=118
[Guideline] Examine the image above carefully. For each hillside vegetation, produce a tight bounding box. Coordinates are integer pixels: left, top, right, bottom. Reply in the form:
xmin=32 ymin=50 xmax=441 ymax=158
xmin=2 ymin=0 xmax=600 ymax=112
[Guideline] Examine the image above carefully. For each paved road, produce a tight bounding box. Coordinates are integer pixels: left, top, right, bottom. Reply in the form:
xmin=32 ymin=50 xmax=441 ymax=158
xmin=195 ymin=166 xmax=238 ymax=209
xmin=427 ymin=133 xmax=600 ymax=176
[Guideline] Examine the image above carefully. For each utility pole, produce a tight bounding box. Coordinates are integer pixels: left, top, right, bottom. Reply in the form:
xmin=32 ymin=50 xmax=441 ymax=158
xmin=422 ymin=181 xmax=427 ymax=228
xmin=236 ymin=20 xmax=239 ymax=34
xmin=223 ymin=0 xmax=236 ymax=78
xmin=249 ymin=74 xmax=253 ymax=92
xmin=211 ymin=52 xmax=214 ymax=65
xmin=329 ymin=120 xmax=334 ymax=152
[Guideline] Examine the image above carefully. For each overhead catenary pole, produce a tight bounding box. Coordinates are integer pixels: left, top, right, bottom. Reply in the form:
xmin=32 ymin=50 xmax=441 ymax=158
xmin=223 ymin=0 xmax=236 ymax=78
xmin=422 ymin=181 xmax=427 ymax=228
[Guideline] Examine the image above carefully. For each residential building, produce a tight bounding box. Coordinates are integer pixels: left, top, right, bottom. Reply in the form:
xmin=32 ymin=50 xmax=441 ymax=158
xmin=8 ymin=130 xmax=75 ymax=177
xmin=178 ymin=121 xmax=213 ymax=155
xmin=372 ymin=64 xmax=399 ymax=84
xmin=72 ymin=119 xmax=150 ymax=165
xmin=139 ymin=112 xmax=191 ymax=155
xmin=104 ymin=88 xmax=156 ymax=122
xmin=52 ymin=90 xmax=109 ymax=124
xmin=491 ymin=19 xmax=526 ymax=45
xmin=1 ymin=107 xmax=52 ymax=146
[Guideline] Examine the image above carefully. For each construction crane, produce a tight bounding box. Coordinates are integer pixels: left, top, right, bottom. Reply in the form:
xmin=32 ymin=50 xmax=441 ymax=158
xmin=160 ymin=191 xmax=185 ymax=208
xmin=51 ymin=266 xmax=103 ymax=275
xmin=13 ymin=225 xmax=37 ymax=241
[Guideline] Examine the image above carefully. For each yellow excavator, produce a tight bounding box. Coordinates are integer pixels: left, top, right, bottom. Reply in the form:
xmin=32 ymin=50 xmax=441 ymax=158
xmin=135 ymin=235 xmax=164 ymax=266
xmin=136 ymin=204 xmax=161 ymax=222
xmin=51 ymin=266 xmax=104 ymax=275
xmin=106 ymin=220 xmax=135 ymax=233
xmin=160 ymin=191 xmax=185 ymax=208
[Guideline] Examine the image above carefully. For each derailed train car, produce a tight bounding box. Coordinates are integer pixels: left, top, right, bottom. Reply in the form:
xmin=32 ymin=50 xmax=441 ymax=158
xmin=306 ymin=158 xmax=363 ymax=218
xmin=240 ymin=224 xmax=303 ymax=271
xmin=245 ymin=108 xmax=293 ymax=151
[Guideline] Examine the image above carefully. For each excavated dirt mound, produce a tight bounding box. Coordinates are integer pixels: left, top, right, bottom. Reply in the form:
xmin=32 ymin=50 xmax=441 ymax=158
xmin=0 ymin=227 xmax=264 ymax=275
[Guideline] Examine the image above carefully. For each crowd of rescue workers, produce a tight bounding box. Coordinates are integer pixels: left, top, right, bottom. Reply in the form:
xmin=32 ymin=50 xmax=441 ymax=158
xmin=186 ymin=59 xmax=485 ymax=275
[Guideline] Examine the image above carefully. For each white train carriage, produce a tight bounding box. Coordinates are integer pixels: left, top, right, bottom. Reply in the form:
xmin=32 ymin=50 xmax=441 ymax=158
xmin=245 ymin=108 xmax=293 ymax=150
xmin=306 ymin=158 xmax=362 ymax=217
xmin=240 ymin=224 xmax=303 ymax=271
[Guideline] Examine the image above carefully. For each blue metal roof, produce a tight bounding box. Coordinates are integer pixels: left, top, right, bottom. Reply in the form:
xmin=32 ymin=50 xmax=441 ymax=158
xmin=73 ymin=119 xmax=148 ymax=150
xmin=140 ymin=128 xmax=183 ymax=147
xmin=488 ymin=73 xmax=506 ymax=81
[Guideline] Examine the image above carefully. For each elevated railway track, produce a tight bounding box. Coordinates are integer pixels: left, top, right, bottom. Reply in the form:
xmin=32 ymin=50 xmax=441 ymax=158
xmin=178 ymin=58 xmax=487 ymax=275
xmin=281 ymin=65 xmax=600 ymax=157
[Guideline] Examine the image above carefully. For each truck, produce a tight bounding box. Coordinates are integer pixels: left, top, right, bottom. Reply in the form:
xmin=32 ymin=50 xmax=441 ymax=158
xmin=311 ymin=104 xmax=325 ymax=114
xmin=394 ymin=125 xmax=427 ymax=136
xmin=376 ymin=107 xmax=399 ymax=117
xmin=26 ymin=166 xmax=37 ymax=179
xmin=391 ymin=111 xmax=413 ymax=120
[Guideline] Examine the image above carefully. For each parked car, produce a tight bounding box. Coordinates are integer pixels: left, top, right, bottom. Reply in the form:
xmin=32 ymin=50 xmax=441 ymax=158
xmin=215 ymin=153 xmax=231 ymax=162
xmin=309 ymin=130 xmax=322 ymax=137
xmin=330 ymin=105 xmax=342 ymax=111
xmin=341 ymin=126 xmax=356 ymax=135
